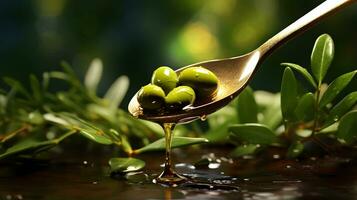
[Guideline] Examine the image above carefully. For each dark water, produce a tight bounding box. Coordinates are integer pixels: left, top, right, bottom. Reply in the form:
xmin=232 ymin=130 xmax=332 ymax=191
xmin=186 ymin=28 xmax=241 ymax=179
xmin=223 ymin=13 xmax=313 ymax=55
xmin=0 ymin=148 xmax=356 ymax=200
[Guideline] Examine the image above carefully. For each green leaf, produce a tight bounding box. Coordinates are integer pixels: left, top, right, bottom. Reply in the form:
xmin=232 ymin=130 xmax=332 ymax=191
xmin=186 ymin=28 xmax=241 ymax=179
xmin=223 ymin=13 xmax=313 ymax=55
xmin=119 ymin=135 xmax=133 ymax=154
xmin=311 ymin=34 xmax=334 ymax=85
xmin=237 ymin=86 xmax=258 ymax=123
xmin=287 ymin=141 xmax=304 ymax=158
xmin=295 ymin=92 xmax=315 ymax=121
xmin=281 ymin=63 xmax=317 ymax=88
xmin=85 ymin=58 xmax=103 ymax=93
xmin=337 ymin=111 xmax=357 ymax=144
xmin=29 ymin=74 xmax=42 ymax=102
xmin=254 ymin=91 xmax=282 ymax=130
xmin=0 ymin=140 xmax=55 ymax=160
xmin=230 ymin=144 xmax=259 ymax=157
xmin=44 ymin=113 xmax=113 ymax=145
xmin=322 ymin=92 xmax=357 ymax=128
xmin=205 ymin=120 xmax=233 ymax=142
xmin=109 ymin=157 xmax=145 ymax=173
xmin=319 ymin=71 xmax=356 ymax=108
xmin=3 ymin=77 xmax=31 ymax=99
xmin=0 ymin=131 xmax=75 ymax=160
xmin=104 ymin=75 xmax=129 ymax=109
xmin=206 ymin=103 xmax=238 ymax=142
xmin=281 ymin=67 xmax=298 ymax=120
xmin=229 ymin=123 xmax=278 ymax=145
xmin=134 ymin=136 xmax=209 ymax=154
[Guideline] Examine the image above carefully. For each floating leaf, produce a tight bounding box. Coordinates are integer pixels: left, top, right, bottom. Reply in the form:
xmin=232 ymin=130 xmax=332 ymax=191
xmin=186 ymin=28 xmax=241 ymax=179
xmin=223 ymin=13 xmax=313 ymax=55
xmin=109 ymin=157 xmax=145 ymax=173
xmin=133 ymin=137 xmax=209 ymax=154
xmin=281 ymin=63 xmax=317 ymax=88
xmin=281 ymin=67 xmax=298 ymax=120
xmin=85 ymin=58 xmax=103 ymax=93
xmin=319 ymin=71 xmax=356 ymax=108
xmin=237 ymin=86 xmax=258 ymax=123
xmin=287 ymin=141 xmax=304 ymax=158
xmin=322 ymin=92 xmax=357 ymax=128
xmin=337 ymin=111 xmax=357 ymax=144
xmin=104 ymin=76 xmax=129 ymax=108
xmin=311 ymin=34 xmax=334 ymax=85
xmin=295 ymin=92 xmax=315 ymax=121
xmin=230 ymin=144 xmax=259 ymax=157
xmin=229 ymin=123 xmax=278 ymax=145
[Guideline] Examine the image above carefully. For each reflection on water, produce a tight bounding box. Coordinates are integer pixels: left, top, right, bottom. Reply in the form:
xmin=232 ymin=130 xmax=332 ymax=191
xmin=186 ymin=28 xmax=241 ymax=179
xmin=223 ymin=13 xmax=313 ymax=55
xmin=0 ymin=148 xmax=356 ymax=200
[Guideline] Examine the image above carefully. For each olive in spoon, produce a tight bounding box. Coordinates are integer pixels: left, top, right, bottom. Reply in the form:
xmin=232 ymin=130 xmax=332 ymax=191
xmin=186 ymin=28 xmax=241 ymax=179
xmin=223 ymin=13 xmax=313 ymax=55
xmin=129 ymin=0 xmax=356 ymax=123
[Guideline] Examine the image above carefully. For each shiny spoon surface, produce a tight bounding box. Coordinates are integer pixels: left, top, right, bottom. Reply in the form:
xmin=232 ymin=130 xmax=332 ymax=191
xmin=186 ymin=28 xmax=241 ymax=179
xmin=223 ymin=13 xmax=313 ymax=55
xmin=129 ymin=0 xmax=356 ymax=123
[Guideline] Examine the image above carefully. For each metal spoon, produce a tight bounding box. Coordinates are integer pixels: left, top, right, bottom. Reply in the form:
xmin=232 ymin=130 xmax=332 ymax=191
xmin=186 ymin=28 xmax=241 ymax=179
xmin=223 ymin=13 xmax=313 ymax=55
xmin=129 ymin=0 xmax=356 ymax=123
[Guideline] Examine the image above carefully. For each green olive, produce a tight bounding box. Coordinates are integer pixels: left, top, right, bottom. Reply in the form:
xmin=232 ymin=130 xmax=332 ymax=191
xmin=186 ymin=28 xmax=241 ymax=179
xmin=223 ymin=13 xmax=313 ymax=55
xmin=151 ymin=66 xmax=178 ymax=94
xmin=178 ymin=66 xmax=218 ymax=98
xmin=165 ymin=86 xmax=196 ymax=110
xmin=137 ymin=84 xmax=165 ymax=110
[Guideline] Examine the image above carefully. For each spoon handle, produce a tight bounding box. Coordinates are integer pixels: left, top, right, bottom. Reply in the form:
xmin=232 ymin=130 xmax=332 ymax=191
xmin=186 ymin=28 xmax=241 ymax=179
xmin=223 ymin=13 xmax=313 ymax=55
xmin=258 ymin=0 xmax=356 ymax=58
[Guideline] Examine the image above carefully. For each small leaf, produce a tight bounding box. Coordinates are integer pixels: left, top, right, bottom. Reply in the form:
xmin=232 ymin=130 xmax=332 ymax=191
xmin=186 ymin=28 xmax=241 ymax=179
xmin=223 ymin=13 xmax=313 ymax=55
xmin=229 ymin=123 xmax=278 ymax=145
xmin=134 ymin=137 xmax=209 ymax=154
xmin=29 ymin=74 xmax=42 ymax=101
xmin=295 ymin=92 xmax=315 ymax=121
xmin=319 ymin=71 xmax=356 ymax=108
xmin=76 ymin=126 xmax=113 ymax=145
xmin=206 ymin=104 xmax=237 ymax=142
xmin=44 ymin=113 xmax=113 ymax=145
xmin=337 ymin=111 xmax=357 ymax=144
xmin=287 ymin=141 xmax=304 ymax=158
xmin=311 ymin=34 xmax=334 ymax=85
xmin=85 ymin=58 xmax=103 ymax=93
xmin=322 ymin=92 xmax=357 ymax=128
xmin=0 ymin=140 xmax=55 ymax=160
xmin=120 ymin=135 xmax=133 ymax=154
xmin=281 ymin=63 xmax=317 ymax=88
xmin=3 ymin=77 xmax=31 ymax=99
xmin=255 ymin=91 xmax=282 ymax=130
xmin=109 ymin=157 xmax=145 ymax=173
xmin=0 ymin=131 xmax=74 ymax=160
xmin=237 ymin=86 xmax=258 ymax=123
xmin=104 ymin=76 xmax=129 ymax=108
xmin=230 ymin=144 xmax=259 ymax=157
xmin=281 ymin=67 xmax=298 ymax=120
xmin=205 ymin=120 xmax=233 ymax=142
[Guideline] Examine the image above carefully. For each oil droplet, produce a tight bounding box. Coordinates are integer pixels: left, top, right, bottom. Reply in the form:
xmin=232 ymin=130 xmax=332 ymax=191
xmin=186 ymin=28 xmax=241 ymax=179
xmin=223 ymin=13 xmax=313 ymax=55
xmin=83 ymin=161 xmax=88 ymax=165
xmin=208 ymin=163 xmax=220 ymax=169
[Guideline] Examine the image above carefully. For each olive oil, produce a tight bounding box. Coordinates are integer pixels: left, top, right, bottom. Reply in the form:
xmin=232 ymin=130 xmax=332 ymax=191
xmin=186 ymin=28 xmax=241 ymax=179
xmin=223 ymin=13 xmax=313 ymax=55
xmin=154 ymin=123 xmax=187 ymax=185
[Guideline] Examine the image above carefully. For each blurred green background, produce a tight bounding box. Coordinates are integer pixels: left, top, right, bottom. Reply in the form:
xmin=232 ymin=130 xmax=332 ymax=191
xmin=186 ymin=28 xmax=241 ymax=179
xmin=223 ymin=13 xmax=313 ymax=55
xmin=1 ymin=0 xmax=356 ymax=107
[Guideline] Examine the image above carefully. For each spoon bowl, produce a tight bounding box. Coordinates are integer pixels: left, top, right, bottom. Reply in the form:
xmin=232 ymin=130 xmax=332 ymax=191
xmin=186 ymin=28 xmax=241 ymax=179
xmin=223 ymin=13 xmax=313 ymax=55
xmin=128 ymin=50 xmax=261 ymax=123
xmin=128 ymin=0 xmax=355 ymax=123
